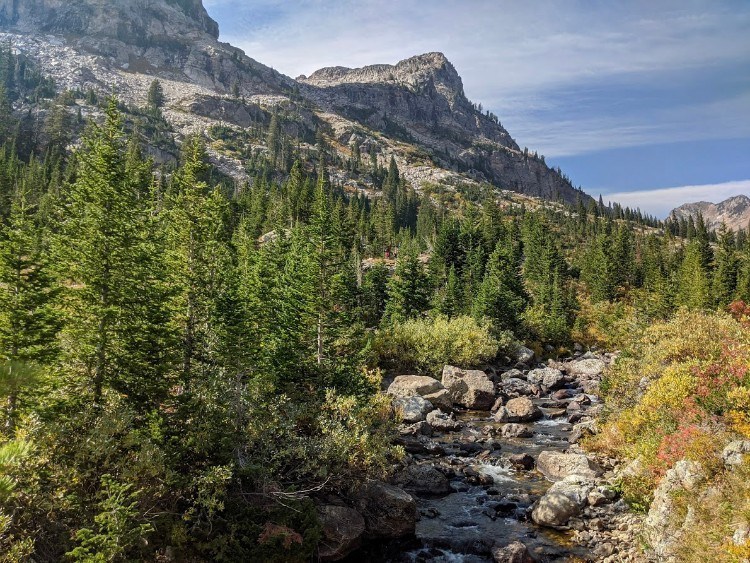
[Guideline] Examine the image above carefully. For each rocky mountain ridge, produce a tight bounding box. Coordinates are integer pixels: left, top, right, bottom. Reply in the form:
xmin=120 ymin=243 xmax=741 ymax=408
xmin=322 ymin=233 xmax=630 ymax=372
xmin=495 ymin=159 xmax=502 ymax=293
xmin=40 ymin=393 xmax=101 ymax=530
xmin=670 ymin=194 xmax=750 ymax=232
xmin=0 ymin=0 xmax=591 ymax=205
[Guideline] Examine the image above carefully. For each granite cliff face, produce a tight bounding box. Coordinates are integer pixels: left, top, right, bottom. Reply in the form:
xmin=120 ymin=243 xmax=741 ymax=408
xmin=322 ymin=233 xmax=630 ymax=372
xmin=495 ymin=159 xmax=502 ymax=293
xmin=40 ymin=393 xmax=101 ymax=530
xmin=0 ymin=0 xmax=219 ymax=38
xmin=300 ymin=53 xmax=587 ymax=204
xmin=0 ymin=0 xmax=591 ymax=205
xmin=671 ymin=195 xmax=750 ymax=232
xmin=0 ymin=0 xmax=289 ymax=94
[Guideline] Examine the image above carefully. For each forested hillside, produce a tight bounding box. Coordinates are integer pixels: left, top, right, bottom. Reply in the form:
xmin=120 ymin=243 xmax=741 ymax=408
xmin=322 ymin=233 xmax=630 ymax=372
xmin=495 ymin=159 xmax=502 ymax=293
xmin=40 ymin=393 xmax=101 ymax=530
xmin=0 ymin=35 xmax=750 ymax=563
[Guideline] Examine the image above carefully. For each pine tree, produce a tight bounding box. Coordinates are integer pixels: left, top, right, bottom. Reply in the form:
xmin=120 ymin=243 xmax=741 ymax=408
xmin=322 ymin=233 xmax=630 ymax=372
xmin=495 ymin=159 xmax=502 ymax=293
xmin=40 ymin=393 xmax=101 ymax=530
xmin=163 ymin=135 xmax=231 ymax=387
xmin=581 ymin=231 xmax=616 ymax=302
xmin=308 ymin=165 xmax=342 ymax=366
xmin=361 ymin=261 xmax=389 ymax=328
xmin=676 ymin=240 xmax=711 ymax=310
xmin=712 ymin=223 xmax=739 ymax=307
xmin=472 ymin=243 xmax=527 ymax=333
xmin=55 ymin=98 xmax=165 ymax=407
xmin=383 ymin=156 xmax=400 ymax=203
xmin=147 ymin=79 xmax=165 ymax=110
xmin=436 ymin=264 xmax=463 ymax=318
xmin=384 ymin=242 xmax=431 ymax=323
xmin=0 ymin=186 xmax=59 ymax=429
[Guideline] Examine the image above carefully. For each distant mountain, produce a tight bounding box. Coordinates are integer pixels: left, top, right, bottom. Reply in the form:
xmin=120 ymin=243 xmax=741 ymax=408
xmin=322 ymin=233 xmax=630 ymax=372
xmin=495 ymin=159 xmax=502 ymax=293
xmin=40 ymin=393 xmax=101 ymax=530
xmin=0 ymin=0 xmax=591 ymax=205
xmin=670 ymin=195 xmax=750 ymax=232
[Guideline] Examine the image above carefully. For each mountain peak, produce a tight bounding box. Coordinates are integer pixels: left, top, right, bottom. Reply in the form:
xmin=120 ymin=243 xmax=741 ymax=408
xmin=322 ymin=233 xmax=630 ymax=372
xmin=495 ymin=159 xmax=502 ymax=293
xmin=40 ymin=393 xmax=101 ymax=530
xmin=671 ymin=194 xmax=750 ymax=232
xmin=300 ymin=51 xmax=465 ymax=103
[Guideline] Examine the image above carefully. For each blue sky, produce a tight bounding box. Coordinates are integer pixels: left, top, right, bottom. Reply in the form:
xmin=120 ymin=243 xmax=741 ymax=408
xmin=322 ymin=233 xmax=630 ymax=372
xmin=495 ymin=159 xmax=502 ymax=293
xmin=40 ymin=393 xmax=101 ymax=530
xmin=203 ymin=0 xmax=750 ymax=217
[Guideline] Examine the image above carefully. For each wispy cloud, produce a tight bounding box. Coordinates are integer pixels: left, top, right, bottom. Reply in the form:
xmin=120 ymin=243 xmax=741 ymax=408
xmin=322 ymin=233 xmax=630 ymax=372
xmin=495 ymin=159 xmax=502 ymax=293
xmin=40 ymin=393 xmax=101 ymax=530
xmin=605 ymin=180 xmax=750 ymax=218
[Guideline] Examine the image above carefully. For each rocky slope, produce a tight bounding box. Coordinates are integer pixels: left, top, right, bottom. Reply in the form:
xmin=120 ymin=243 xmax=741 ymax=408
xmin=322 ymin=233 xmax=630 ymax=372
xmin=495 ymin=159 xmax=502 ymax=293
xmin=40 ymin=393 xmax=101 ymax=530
xmin=300 ymin=53 xmax=588 ymax=204
xmin=0 ymin=0 xmax=290 ymax=95
xmin=0 ymin=0 xmax=592 ymax=205
xmin=670 ymin=194 xmax=750 ymax=232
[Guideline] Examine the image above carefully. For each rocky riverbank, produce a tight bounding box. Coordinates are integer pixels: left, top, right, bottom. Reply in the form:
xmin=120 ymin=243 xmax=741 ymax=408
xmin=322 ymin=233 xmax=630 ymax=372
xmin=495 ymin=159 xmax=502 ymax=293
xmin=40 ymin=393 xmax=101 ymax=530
xmin=315 ymin=348 xmax=653 ymax=562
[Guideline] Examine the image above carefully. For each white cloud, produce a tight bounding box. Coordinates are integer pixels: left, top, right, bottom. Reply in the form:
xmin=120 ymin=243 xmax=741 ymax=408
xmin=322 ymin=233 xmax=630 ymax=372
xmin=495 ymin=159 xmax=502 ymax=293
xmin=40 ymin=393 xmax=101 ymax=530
xmin=605 ymin=180 xmax=750 ymax=218
xmin=504 ymin=90 xmax=750 ymax=157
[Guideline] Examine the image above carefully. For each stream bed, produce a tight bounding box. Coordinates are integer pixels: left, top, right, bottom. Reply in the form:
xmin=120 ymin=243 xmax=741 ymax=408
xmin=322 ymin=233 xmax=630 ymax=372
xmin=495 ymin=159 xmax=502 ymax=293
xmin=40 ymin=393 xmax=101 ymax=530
xmin=343 ymin=354 xmax=645 ymax=563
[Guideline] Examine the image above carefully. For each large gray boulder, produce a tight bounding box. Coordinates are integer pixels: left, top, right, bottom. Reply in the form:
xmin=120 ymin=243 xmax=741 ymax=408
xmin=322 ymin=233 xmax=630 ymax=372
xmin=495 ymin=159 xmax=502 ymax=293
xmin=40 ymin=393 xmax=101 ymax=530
xmin=392 ymin=396 xmax=434 ymax=423
xmin=499 ymin=378 xmax=537 ymax=398
xmin=501 ymin=423 xmax=533 ymax=439
xmin=423 ymin=389 xmax=453 ymax=411
xmin=492 ymin=541 xmax=536 ymax=563
xmin=354 ymin=481 xmax=417 ymax=539
xmin=441 ymin=365 xmax=496 ymax=410
xmin=317 ymin=505 xmax=365 ymax=561
xmin=426 ymin=409 xmax=462 ymax=432
xmin=504 ymin=397 xmax=543 ymax=422
xmin=722 ymin=440 xmax=750 ymax=468
xmin=526 ymin=367 xmax=565 ymax=390
xmin=564 ymin=358 xmax=606 ymax=378
xmin=536 ymin=451 xmax=603 ymax=481
xmin=644 ymin=460 xmax=705 ymax=561
xmin=531 ymin=475 xmax=596 ymax=527
xmin=393 ymin=464 xmax=451 ymax=495
xmin=387 ymin=375 xmax=444 ymax=398
xmin=514 ymin=346 xmax=535 ymax=365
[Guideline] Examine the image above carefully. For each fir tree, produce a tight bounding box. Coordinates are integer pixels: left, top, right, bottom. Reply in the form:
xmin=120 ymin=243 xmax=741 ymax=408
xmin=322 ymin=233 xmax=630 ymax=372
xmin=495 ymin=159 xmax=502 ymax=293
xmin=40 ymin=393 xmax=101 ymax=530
xmin=147 ymin=79 xmax=165 ymax=110
xmin=712 ymin=223 xmax=739 ymax=307
xmin=384 ymin=242 xmax=431 ymax=323
xmin=676 ymin=240 xmax=712 ymax=310
xmin=472 ymin=243 xmax=527 ymax=333
xmin=55 ymin=98 xmax=164 ymax=407
xmin=0 ymin=186 xmax=59 ymax=428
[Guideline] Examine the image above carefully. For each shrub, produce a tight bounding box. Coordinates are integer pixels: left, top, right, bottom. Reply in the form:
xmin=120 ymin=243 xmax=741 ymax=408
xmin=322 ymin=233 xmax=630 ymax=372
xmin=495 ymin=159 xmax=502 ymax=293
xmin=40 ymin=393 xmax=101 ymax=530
xmin=672 ymin=457 xmax=750 ymax=562
xmin=374 ymin=315 xmax=509 ymax=376
xmin=590 ymin=308 xmax=750 ymax=521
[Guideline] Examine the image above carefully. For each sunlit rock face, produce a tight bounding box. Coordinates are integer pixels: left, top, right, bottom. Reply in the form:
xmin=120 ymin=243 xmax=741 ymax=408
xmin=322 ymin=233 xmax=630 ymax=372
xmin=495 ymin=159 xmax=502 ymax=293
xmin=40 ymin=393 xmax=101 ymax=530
xmin=0 ymin=0 xmax=290 ymax=94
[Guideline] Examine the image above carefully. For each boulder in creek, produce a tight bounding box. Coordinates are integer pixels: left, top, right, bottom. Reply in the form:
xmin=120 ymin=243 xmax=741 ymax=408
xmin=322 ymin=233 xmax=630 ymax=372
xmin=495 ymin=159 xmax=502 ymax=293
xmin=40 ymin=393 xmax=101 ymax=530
xmin=491 ymin=396 xmax=504 ymax=412
xmin=426 ymin=409 xmax=463 ymax=432
xmin=493 ymin=406 xmax=509 ymax=422
xmin=393 ymin=464 xmax=452 ymax=495
xmin=423 ymin=388 xmax=453 ymax=411
xmin=536 ymin=451 xmax=603 ymax=481
xmin=526 ymin=367 xmax=565 ymax=390
xmin=491 ymin=541 xmax=537 ymax=563
xmin=393 ymin=396 xmax=434 ymax=423
xmin=501 ymin=368 xmax=526 ymax=381
xmin=399 ymin=420 xmax=432 ymax=437
xmin=504 ymin=397 xmax=543 ymax=422
xmin=552 ymin=388 xmax=576 ymax=400
xmin=499 ymin=378 xmax=537 ymax=398
xmin=317 ymin=505 xmax=365 ymax=561
xmin=441 ymin=365 xmax=496 ymax=410
xmin=508 ymin=453 xmax=535 ymax=470
xmin=514 ymin=346 xmax=535 ymax=366
xmin=501 ymin=423 xmax=534 ymax=439
xmin=531 ymin=475 xmax=596 ymax=527
xmin=564 ymin=358 xmax=606 ymax=378
xmin=353 ymin=481 xmax=417 ymax=539
xmin=568 ymin=420 xmax=598 ymax=444
xmin=387 ymin=375 xmax=445 ymax=398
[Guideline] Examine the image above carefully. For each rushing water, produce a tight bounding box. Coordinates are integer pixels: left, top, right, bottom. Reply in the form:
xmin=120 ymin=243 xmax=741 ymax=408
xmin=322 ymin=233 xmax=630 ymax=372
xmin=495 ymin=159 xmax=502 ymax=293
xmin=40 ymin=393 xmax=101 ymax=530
xmin=350 ymin=396 xmax=596 ymax=562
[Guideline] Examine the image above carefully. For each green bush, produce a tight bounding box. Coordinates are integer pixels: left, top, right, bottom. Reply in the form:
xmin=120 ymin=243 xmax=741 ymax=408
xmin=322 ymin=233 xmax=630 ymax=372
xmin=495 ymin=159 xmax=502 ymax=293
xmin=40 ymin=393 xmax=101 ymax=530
xmin=374 ymin=315 xmax=511 ymax=376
